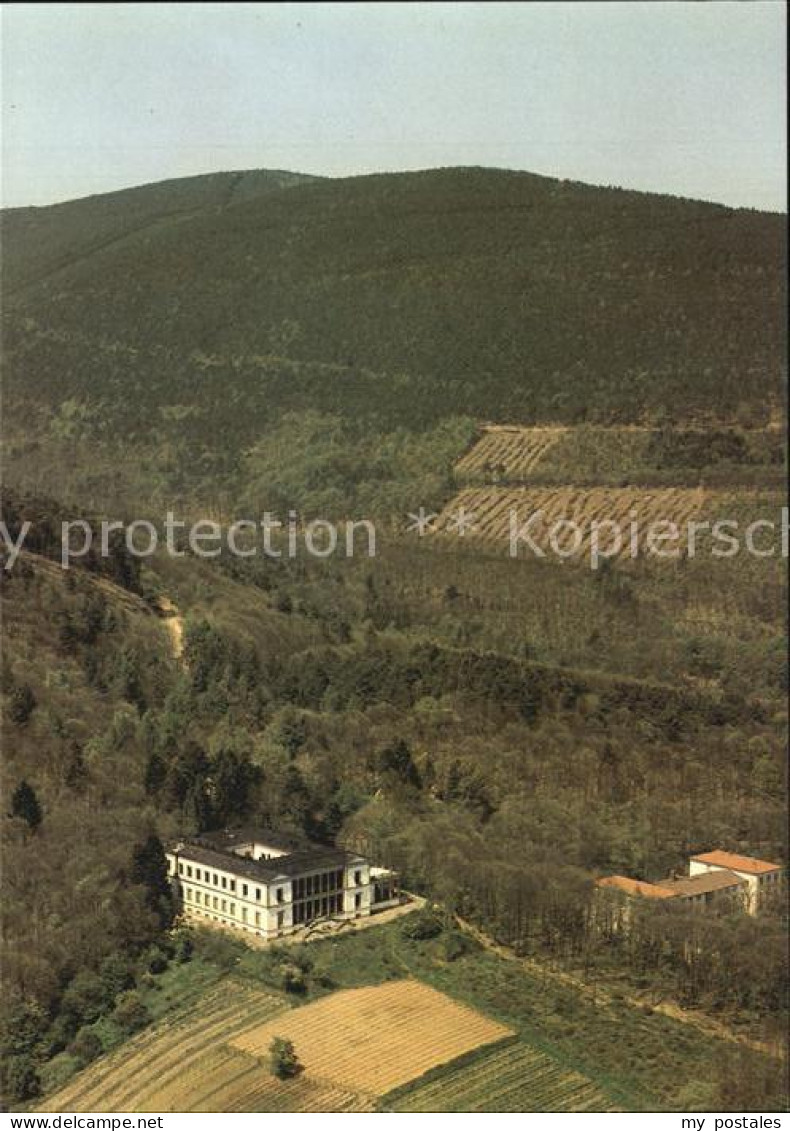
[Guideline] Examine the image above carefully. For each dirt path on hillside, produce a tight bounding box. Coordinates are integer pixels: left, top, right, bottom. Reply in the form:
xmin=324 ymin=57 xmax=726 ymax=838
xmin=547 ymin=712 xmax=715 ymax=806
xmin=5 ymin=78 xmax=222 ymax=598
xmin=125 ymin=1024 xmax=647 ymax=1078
xmin=155 ymin=595 xmax=184 ymax=660
xmin=21 ymin=552 xmax=186 ymax=663
xmin=454 ymin=916 xmax=782 ymax=1059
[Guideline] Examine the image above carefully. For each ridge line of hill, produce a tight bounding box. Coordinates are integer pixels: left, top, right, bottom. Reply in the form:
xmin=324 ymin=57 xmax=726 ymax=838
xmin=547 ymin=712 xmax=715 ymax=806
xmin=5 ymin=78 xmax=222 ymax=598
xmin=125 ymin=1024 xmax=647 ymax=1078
xmin=6 ymin=163 xmax=787 ymax=216
xmin=1 ymin=166 xmax=323 ymax=215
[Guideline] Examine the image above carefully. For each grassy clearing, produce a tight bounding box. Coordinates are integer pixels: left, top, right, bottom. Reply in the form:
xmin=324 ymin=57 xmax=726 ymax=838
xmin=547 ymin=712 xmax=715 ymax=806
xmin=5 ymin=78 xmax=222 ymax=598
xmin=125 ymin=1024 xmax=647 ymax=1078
xmin=264 ymin=921 xmax=778 ymax=1112
xmin=37 ymin=918 xmax=785 ymax=1113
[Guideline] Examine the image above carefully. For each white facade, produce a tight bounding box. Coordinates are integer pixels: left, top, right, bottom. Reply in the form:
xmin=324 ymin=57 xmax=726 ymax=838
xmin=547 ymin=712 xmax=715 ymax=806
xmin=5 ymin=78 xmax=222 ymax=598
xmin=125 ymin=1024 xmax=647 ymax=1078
xmin=689 ymin=854 xmax=783 ymax=914
xmin=165 ymin=832 xmax=398 ymax=940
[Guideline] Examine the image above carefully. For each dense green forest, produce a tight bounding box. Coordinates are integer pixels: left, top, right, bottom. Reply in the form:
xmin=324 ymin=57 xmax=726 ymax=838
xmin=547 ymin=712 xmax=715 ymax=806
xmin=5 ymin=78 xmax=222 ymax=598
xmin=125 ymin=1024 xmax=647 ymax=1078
xmin=1 ymin=167 xmax=785 ymax=511
xmin=2 ymin=523 xmax=786 ymax=1105
xmin=1 ymin=167 xmax=786 ymax=1110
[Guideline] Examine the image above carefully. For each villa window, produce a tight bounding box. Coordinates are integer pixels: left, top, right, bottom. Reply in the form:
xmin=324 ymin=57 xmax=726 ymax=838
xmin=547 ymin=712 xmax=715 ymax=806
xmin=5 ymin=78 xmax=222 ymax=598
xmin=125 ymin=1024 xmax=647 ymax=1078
xmin=354 ymin=870 xmax=362 ymax=886
xmin=276 ymin=888 xmax=284 ymax=903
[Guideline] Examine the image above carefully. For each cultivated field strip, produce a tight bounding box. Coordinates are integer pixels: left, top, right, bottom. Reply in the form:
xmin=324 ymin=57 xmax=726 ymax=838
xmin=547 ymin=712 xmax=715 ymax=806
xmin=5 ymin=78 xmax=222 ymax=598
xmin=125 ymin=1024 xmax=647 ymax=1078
xmin=456 ymin=427 xmax=568 ymax=479
xmin=225 ymin=1076 xmax=376 ymax=1113
xmin=437 ymin=485 xmax=708 ymax=557
xmin=92 ymin=998 xmax=283 ymax=1111
xmin=388 ymin=1041 xmax=620 ymax=1113
xmin=43 ymin=981 xmax=287 ymax=1112
xmin=231 ymin=979 xmax=513 ymax=1096
xmin=158 ymin=1046 xmax=260 ymax=1112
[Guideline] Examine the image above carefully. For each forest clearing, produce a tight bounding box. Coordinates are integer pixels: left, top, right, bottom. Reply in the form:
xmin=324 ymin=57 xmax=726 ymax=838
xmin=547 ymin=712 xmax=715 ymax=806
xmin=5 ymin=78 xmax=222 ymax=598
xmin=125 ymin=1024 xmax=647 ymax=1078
xmin=436 ymin=484 xmax=710 ymax=554
xmin=454 ymin=423 xmax=784 ymax=486
xmin=456 ymin=426 xmax=569 ymax=478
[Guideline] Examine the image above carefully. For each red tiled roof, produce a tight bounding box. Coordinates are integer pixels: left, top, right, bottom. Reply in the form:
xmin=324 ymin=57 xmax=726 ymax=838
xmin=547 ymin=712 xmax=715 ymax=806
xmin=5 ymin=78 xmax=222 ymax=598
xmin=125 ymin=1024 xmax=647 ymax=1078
xmin=596 ymin=875 xmax=677 ymax=900
xmin=690 ymin=850 xmax=783 ymax=876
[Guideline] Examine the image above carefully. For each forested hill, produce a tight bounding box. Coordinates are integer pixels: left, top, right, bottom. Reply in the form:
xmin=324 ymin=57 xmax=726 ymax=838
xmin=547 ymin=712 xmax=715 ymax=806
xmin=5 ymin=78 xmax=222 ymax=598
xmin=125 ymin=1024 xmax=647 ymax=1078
xmin=2 ymin=166 xmax=785 ymax=441
xmin=2 ymin=167 xmax=787 ymax=1110
xmin=1 ymin=169 xmax=318 ymax=293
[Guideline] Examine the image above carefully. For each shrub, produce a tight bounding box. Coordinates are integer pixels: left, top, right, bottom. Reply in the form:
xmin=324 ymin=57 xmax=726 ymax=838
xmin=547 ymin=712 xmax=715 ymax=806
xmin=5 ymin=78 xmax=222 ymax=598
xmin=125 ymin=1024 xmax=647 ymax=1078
xmin=401 ymin=907 xmax=444 ymax=941
xmin=1 ymin=1054 xmax=41 ymax=1104
xmin=440 ymin=930 xmax=471 ymax=961
xmin=60 ymin=971 xmax=113 ymax=1027
xmin=68 ymin=1028 xmax=103 ymax=1066
xmin=98 ymin=954 xmax=134 ymax=998
xmin=9 ymin=779 xmax=42 ymax=830
xmin=146 ymin=947 xmax=169 ymax=975
xmin=7 ymin=685 xmax=37 ymax=726
xmin=286 ymin=946 xmax=313 ymax=974
xmin=281 ymin=964 xmax=307 ymax=995
xmin=269 ymin=1036 xmax=300 ymax=1079
xmin=112 ymin=992 xmax=150 ymax=1035
xmin=192 ymin=928 xmax=243 ymax=969
xmin=172 ymin=929 xmax=194 ymax=963
xmin=38 ymin=1052 xmax=81 ymax=1096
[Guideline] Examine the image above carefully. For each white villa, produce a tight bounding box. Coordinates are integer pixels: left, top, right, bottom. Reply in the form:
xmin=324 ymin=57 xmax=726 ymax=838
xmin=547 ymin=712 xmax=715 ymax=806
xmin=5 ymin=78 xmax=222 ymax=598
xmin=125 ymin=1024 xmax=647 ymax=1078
xmin=166 ymin=826 xmax=399 ymax=940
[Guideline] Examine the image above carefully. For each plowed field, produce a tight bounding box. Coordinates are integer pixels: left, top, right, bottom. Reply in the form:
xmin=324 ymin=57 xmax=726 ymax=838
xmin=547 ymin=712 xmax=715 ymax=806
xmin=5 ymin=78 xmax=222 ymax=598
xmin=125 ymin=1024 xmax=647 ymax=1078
xmin=437 ymin=485 xmax=708 ymax=557
xmin=231 ymin=979 xmax=513 ymax=1096
xmin=456 ymin=426 xmax=568 ymax=478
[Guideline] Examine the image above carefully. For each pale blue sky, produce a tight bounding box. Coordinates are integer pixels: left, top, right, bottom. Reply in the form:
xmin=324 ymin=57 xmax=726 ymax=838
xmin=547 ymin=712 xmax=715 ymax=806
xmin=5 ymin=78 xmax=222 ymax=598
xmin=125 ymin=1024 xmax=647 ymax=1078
xmin=1 ymin=1 xmax=786 ymax=210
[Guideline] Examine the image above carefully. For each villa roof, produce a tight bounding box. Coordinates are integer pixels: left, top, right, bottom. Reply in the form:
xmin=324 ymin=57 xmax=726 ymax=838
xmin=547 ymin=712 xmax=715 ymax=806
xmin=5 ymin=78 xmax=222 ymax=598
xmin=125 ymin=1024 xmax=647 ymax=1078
xmin=199 ymin=826 xmax=306 ymax=855
xmin=171 ymin=842 xmax=282 ymax=880
xmin=660 ymin=870 xmax=746 ymax=897
xmin=690 ymin=850 xmax=783 ymax=876
xmin=595 ymin=875 xmax=677 ymax=900
xmin=168 ymin=831 xmax=364 ymax=883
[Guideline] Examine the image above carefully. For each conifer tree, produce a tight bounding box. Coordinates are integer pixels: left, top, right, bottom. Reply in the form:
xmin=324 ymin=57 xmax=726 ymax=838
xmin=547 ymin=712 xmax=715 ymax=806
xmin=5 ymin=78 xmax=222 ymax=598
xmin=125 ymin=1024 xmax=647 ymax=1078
xmin=10 ymin=780 xmax=42 ymax=831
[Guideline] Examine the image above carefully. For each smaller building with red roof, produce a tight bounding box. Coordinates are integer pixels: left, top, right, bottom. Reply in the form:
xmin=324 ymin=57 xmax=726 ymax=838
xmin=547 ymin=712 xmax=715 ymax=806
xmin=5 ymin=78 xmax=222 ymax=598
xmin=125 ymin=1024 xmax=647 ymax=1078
xmin=689 ymin=850 xmax=783 ymax=912
xmin=596 ymin=850 xmax=783 ymax=918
